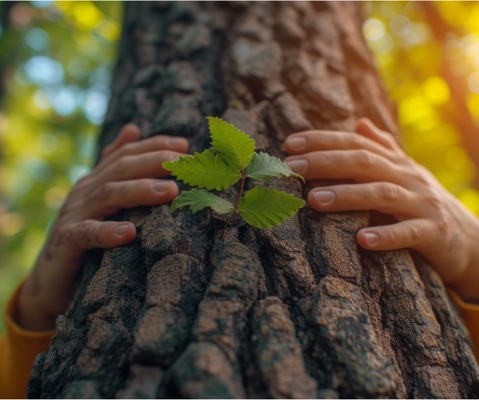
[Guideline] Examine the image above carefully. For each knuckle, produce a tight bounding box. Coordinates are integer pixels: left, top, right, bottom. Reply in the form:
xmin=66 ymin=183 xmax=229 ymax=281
xmin=424 ymin=190 xmax=442 ymax=211
xmin=74 ymin=221 xmax=90 ymax=245
xmin=383 ymin=228 xmax=399 ymax=244
xmin=152 ymin=135 xmax=167 ymax=147
xmin=87 ymin=184 xmax=114 ymax=203
xmin=355 ymin=149 xmax=375 ymax=167
xmin=383 ymin=135 xmax=396 ymax=148
xmin=113 ymin=156 xmax=132 ymax=176
xmin=408 ymin=222 xmax=423 ymax=242
xmin=435 ymin=209 xmax=449 ymax=234
xmin=377 ymin=183 xmax=400 ymax=202
xmin=349 ymin=134 xmax=364 ymax=149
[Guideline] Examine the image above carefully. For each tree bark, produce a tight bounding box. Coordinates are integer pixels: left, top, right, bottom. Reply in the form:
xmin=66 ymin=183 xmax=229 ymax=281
xmin=28 ymin=2 xmax=479 ymax=398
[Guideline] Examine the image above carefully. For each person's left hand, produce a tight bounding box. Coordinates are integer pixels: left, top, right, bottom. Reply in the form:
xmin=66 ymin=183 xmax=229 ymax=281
xmin=284 ymin=118 xmax=479 ymax=303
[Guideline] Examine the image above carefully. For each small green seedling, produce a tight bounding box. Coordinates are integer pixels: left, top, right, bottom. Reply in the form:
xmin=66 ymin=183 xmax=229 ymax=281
xmin=162 ymin=117 xmax=305 ymax=235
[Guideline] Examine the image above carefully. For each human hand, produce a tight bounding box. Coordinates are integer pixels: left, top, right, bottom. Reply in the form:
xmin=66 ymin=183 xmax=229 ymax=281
xmin=284 ymin=118 xmax=479 ymax=302
xmin=16 ymin=124 xmax=188 ymax=331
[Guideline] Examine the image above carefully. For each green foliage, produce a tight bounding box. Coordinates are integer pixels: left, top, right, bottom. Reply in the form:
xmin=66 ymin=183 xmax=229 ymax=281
xmin=364 ymin=1 xmax=479 ymax=216
xmin=207 ymin=116 xmax=256 ymax=170
xmin=0 ymin=1 xmax=123 ymax=332
xmin=163 ymin=149 xmax=241 ymax=191
xmin=171 ymin=189 xmax=234 ymax=214
xmin=163 ymin=117 xmax=305 ymax=231
xmin=237 ymin=187 xmax=305 ymax=228
xmin=246 ymin=152 xmax=305 ymax=183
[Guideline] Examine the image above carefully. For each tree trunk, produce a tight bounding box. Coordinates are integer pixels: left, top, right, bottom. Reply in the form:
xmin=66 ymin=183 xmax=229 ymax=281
xmin=28 ymin=2 xmax=479 ymax=398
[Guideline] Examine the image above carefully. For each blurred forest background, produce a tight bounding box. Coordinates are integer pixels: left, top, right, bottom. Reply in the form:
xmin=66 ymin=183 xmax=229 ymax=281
xmin=1 ymin=1 xmax=479 ymax=332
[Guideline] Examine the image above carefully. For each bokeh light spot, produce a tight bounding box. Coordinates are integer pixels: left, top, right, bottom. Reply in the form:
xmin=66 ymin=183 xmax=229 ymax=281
xmin=0 ymin=213 xmax=25 ymax=236
xmin=44 ymin=186 xmax=68 ymax=209
xmin=468 ymin=71 xmax=479 ymax=94
xmin=31 ymin=1 xmax=53 ymax=9
xmin=24 ymin=28 xmax=49 ymax=51
xmin=459 ymin=189 xmax=479 ymax=216
xmin=33 ymin=89 xmax=51 ymax=110
xmin=73 ymin=2 xmax=103 ymax=31
xmin=423 ymin=76 xmax=450 ymax=105
xmin=82 ymin=85 xmax=109 ymax=125
xmin=24 ymin=56 xmax=64 ymax=87
xmin=68 ymin=165 xmax=90 ymax=184
xmin=362 ymin=18 xmax=385 ymax=42
xmin=390 ymin=15 xmax=411 ymax=37
xmin=51 ymin=87 xmax=78 ymax=116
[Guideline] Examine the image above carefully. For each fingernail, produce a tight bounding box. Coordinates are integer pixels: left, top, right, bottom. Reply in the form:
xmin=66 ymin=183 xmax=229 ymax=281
xmin=167 ymin=138 xmax=187 ymax=149
xmin=364 ymin=232 xmax=379 ymax=245
xmin=312 ymin=190 xmax=334 ymax=204
xmin=285 ymin=159 xmax=308 ymax=173
xmin=116 ymin=224 xmax=129 ymax=236
xmin=287 ymin=137 xmax=307 ymax=151
xmin=151 ymin=181 xmax=171 ymax=193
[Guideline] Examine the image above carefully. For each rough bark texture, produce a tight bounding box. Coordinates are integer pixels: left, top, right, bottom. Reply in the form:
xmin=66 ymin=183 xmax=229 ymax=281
xmin=28 ymin=2 xmax=479 ymax=398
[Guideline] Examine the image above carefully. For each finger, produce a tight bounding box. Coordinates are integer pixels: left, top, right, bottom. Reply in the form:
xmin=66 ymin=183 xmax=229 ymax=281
xmin=357 ymin=219 xmax=437 ymax=253
xmin=355 ymin=118 xmax=401 ymax=152
xmin=101 ymin=124 xmax=141 ymax=160
xmin=94 ymin=150 xmax=182 ymax=185
xmin=97 ymin=134 xmax=189 ymax=173
xmin=307 ymin=182 xmax=418 ymax=219
xmin=284 ymin=130 xmax=393 ymax=161
xmin=45 ymin=220 xmax=137 ymax=265
xmin=82 ymin=179 xmax=178 ymax=220
xmin=284 ymin=150 xmax=407 ymax=186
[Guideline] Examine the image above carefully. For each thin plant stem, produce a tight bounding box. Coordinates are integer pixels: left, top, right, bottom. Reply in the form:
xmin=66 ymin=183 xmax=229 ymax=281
xmin=219 ymin=169 xmax=246 ymax=240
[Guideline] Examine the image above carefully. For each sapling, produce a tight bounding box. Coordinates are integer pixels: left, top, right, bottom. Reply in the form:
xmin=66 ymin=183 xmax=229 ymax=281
xmin=163 ymin=117 xmax=305 ymax=236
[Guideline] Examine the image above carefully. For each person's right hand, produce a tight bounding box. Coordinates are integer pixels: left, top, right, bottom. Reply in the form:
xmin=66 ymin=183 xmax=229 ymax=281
xmin=284 ymin=118 xmax=479 ymax=303
xmin=16 ymin=124 xmax=189 ymax=331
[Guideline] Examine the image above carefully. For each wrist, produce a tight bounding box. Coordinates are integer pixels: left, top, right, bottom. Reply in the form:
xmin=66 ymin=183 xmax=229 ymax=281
xmin=450 ymin=254 xmax=479 ymax=304
xmin=449 ymin=218 xmax=479 ymax=304
xmin=15 ymin=279 xmax=58 ymax=331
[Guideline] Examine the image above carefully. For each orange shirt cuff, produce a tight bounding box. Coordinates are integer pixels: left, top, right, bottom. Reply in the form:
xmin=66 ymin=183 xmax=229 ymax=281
xmin=0 ymin=280 xmax=55 ymax=399
xmin=449 ymin=290 xmax=479 ymax=361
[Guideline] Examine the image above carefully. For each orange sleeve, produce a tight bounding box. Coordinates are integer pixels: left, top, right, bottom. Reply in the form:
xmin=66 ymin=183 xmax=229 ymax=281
xmin=0 ymin=281 xmax=55 ymax=399
xmin=450 ymin=291 xmax=479 ymax=361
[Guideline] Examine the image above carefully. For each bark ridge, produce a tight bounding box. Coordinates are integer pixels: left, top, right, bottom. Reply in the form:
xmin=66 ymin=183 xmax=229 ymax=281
xmin=28 ymin=2 xmax=479 ymax=398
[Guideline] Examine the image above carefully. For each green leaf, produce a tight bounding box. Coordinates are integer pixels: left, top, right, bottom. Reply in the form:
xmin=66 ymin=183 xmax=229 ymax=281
xmin=237 ymin=187 xmax=305 ymax=228
xmin=171 ymin=189 xmax=234 ymax=214
xmin=163 ymin=149 xmax=241 ymax=191
xmin=245 ymin=152 xmax=305 ymax=183
xmin=207 ymin=116 xmax=255 ymax=170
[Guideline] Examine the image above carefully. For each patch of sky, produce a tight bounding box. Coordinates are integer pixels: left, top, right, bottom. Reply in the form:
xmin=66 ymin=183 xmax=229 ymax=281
xmin=24 ymin=28 xmax=49 ymax=52
xmin=24 ymin=56 xmax=64 ymax=87
xmin=82 ymin=84 xmax=110 ymax=125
